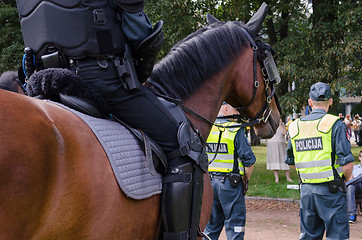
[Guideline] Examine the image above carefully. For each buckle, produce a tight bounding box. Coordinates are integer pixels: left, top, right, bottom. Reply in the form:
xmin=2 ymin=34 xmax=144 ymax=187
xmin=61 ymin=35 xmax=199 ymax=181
xmin=179 ymin=144 xmax=190 ymax=156
xmin=183 ymin=173 xmax=193 ymax=183
xmin=93 ymin=9 xmax=107 ymax=25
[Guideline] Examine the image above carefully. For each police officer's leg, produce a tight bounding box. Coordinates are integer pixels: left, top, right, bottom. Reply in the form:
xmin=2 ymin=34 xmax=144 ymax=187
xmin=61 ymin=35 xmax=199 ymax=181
xmin=204 ymin=177 xmax=225 ymax=240
xmin=223 ymin=177 xmax=246 ymax=240
xmin=299 ymin=184 xmax=325 ymax=240
xmin=73 ymin=61 xmax=179 ymax=152
xmin=74 ymin=61 xmax=205 ymax=240
xmin=317 ymin=190 xmax=349 ymax=239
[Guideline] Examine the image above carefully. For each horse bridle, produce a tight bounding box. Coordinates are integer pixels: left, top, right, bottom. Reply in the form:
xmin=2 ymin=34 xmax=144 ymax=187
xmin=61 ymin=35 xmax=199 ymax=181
xmin=233 ymin=27 xmax=282 ymax=126
xmin=149 ymin=26 xmax=282 ymax=148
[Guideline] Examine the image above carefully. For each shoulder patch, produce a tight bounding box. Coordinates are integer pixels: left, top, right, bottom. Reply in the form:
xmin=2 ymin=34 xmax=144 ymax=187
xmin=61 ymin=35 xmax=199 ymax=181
xmin=317 ymin=114 xmax=339 ymax=133
xmin=288 ymin=120 xmax=299 ymax=139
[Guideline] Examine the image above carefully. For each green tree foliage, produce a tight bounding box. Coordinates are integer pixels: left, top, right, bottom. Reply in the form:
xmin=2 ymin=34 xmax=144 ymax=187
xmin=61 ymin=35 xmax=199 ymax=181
xmin=0 ymin=3 xmax=23 ymax=73
xmin=145 ymin=0 xmax=206 ymax=57
xmin=276 ymin=0 xmax=361 ymax=115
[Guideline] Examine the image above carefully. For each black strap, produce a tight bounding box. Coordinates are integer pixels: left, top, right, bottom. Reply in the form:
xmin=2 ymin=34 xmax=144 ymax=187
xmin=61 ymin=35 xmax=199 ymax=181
xmin=163 ymin=173 xmax=193 ymax=184
xmin=232 ymin=149 xmax=239 ymax=174
xmin=140 ymin=130 xmax=158 ymax=176
xmin=152 ymin=91 xmax=260 ymax=130
xmin=167 ymin=143 xmax=190 ymax=160
xmin=208 ymin=129 xmax=224 ymax=165
xmin=14 ymin=77 xmax=27 ymax=94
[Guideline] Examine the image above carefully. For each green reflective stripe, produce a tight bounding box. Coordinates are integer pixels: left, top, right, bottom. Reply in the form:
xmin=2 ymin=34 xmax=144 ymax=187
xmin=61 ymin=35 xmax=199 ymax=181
xmin=207 ymin=153 xmax=233 ymax=161
xmin=299 ymin=170 xmax=334 ymax=179
xmin=210 ymin=162 xmax=234 ymax=168
xmin=295 ymin=159 xmax=332 ymax=169
xmin=336 ymin=166 xmax=343 ymax=174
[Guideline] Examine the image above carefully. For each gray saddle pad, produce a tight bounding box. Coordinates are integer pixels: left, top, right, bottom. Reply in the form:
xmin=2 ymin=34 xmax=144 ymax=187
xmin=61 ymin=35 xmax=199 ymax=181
xmin=53 ymin=102 xmax=162 ymax=200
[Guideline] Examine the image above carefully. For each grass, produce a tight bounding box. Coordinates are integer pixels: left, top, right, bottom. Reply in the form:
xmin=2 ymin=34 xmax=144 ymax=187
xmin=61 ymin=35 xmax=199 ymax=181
xmin=247 ymin=144 xmax=362 ymax=200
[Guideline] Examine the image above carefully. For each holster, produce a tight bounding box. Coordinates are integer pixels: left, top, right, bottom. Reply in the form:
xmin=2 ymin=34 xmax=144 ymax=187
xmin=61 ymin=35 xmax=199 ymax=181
xmin=328 ymin=179 xmax=341 ymax=193
xmin=229 ymin=173 xmax=241 ymax=188
xmin=113 ymin=44 xmax=140 ymax=91
xmin=329 ymin=166 xmax=346 ymax=193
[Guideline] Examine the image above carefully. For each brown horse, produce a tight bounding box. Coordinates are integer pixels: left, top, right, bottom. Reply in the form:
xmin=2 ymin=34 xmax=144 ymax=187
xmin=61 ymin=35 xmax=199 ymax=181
xmin=0 ymin=10 xmax=281 ymax=240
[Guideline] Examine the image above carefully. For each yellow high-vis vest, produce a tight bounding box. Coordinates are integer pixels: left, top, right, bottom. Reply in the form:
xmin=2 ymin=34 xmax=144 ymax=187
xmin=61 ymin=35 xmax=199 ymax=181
xmin=289 ymin=114 xmax=342 ymax=183
xmin=206 ymin=122 xmax=244 ymax=175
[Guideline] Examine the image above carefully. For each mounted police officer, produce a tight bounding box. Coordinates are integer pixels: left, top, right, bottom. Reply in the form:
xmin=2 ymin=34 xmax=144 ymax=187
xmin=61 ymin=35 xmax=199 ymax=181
xmin=204 ymin=103 xmax=255 ymax=240
xmin=16 ymin=1 xmax=207 ymax=239
xmin=285 ymin=82 xmax=354 ymax=239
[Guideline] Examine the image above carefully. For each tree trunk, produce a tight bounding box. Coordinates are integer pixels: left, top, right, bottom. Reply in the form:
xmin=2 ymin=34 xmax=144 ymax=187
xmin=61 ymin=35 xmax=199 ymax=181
xmin=266 ymin=18 xmax=277 ymax=44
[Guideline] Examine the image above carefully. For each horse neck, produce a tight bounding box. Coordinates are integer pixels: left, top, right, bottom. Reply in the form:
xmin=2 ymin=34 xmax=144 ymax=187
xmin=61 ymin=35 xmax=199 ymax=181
xmin=182 ymin=68 xmax=232 ymax=140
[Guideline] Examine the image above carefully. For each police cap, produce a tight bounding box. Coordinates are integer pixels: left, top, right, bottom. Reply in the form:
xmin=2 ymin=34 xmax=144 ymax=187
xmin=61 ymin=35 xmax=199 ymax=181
xmin=309 ymin=82 xmax=331 ymax=101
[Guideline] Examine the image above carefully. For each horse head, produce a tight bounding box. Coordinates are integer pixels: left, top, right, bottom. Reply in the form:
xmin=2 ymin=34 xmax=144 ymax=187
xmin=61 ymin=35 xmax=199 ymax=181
xmin=149 ymin=2 xmax=281 ymax=140
xmin=206 ymin=3 xmax=281 ymax=139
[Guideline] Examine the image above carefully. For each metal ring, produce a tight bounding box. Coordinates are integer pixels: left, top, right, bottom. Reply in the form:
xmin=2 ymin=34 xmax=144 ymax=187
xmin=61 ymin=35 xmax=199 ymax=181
xmin=218 ymin=126 xmax=226 ymax=132
xmin=262 ymin=108 xmax=272 ymax=123
xmin=267 ymin=96 xmax=272 ymax=104
xmin=97 ymin=58 xmax=108 ymax=69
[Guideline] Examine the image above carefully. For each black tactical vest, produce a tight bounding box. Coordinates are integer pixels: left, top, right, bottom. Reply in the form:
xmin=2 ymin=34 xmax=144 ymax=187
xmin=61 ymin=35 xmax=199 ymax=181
xmin=17 ymin=0 xmax=126 ymax=64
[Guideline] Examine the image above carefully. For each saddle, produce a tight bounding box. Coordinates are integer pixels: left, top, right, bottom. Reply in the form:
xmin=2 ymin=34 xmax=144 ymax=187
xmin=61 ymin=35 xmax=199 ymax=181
xmin=27 ymin=68 xmax=170 ymax=199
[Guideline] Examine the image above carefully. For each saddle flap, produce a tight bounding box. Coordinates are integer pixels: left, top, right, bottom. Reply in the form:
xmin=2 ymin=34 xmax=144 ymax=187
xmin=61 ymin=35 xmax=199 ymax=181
xmin=59 ymin=93 xmax=102 ymax=118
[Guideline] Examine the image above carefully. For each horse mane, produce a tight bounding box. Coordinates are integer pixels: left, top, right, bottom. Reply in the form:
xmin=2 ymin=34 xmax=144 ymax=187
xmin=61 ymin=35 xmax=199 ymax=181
xmin=149 ymin=21 xmax=250 ymax=100
xmin=0 ymin=71 xmax=19 ymax=92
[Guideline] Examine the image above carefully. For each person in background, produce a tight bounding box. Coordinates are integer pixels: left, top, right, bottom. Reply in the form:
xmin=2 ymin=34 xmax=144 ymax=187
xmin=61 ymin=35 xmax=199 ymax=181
xmin=204 ymin=103 xmax=256 ymax=240
xmin=352 ymin=115 xmax=361 ymax=145
xmin=338 ymin=112 xmax=344 ymax=121
xmin=285 ymin=116 xmax=293 ymax=141
xmin=285 ymin=82 xmax=354 ymax=239
xmin=304 ymin=100 xmax=312 ymax=115
xmin=267 ymin=119 xmax=293 ymax=183
xmin=344 ymin=114 xmax=352 ymax=140
xmin=347 ymin=150 xmax=362 ymax=223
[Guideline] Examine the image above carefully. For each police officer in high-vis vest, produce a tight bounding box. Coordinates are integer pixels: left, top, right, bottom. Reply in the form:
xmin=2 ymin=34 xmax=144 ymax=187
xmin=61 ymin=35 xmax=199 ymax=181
xmin=204 ymin=104 xmax=256 ymax=240
xmin=285 ymin=82 xmax=354 ymax=239
xmin=16 ymin=1 xmax=207 ymax=239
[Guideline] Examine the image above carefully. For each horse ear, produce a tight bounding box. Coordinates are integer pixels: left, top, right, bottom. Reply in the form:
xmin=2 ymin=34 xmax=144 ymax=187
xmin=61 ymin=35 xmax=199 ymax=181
xmin=245 ymin=2 xmax=269 ymax=34
xmin=207 ymin=13 xmax=221 ymax=24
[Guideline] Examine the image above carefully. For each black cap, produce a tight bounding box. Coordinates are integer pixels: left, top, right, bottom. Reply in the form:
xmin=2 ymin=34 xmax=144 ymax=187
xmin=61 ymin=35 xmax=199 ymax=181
xmin=309 ymin=82 xmax=331 ymax=101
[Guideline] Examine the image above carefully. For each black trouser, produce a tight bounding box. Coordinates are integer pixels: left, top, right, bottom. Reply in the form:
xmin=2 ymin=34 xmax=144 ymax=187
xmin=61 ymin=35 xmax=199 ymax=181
xmin=71 ymin=58 xmax=180 ymax=154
